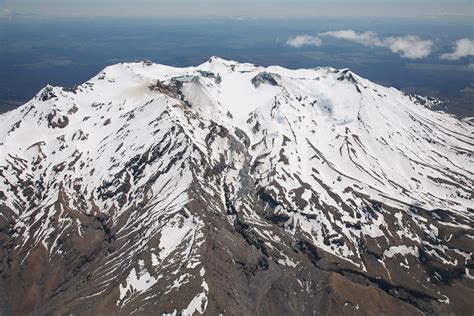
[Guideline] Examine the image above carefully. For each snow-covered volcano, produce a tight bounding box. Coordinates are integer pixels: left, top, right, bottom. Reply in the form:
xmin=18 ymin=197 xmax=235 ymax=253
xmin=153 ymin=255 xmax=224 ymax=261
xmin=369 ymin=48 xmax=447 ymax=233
xmin=0 ymin=57 xmax=472 ymax=315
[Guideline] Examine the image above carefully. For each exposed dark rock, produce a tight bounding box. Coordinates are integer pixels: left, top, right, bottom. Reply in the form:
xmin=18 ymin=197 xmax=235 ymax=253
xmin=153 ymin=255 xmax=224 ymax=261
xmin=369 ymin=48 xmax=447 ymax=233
xmin=46 ymin=110 xmax=69 ymax=129
xmin=39 ymin=86 xmax=57 ymax=101
xmin=251 ymin=72 xmax=280 ymax=88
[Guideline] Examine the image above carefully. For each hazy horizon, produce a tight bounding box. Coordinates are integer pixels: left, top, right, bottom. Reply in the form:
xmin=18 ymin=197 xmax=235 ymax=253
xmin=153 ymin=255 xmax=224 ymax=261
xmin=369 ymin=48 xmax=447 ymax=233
xmin=2 ymin=0 xmax=473 ymax=18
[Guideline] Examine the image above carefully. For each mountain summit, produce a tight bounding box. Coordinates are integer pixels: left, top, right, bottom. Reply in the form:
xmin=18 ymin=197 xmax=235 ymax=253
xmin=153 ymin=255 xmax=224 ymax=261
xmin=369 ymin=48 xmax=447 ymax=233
xmin=0 ymin=58 xmax=472 ymax=315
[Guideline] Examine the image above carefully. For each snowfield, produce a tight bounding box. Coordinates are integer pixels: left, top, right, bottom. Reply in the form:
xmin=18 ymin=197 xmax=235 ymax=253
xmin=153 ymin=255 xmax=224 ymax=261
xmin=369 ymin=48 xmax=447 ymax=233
xmin=0 ymin=57 xmax=472 ymax=315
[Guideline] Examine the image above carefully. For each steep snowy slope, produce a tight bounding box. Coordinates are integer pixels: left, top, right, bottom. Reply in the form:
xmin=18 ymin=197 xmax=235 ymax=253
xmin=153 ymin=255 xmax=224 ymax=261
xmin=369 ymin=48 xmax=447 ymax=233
xmin=0 ymin=57 xmax=472 ymax=315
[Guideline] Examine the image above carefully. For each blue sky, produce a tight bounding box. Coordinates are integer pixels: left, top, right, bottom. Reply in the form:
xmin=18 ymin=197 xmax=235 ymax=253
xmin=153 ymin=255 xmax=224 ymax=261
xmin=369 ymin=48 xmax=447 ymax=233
xmin=2 ymin=0 xmax=473 ymax=17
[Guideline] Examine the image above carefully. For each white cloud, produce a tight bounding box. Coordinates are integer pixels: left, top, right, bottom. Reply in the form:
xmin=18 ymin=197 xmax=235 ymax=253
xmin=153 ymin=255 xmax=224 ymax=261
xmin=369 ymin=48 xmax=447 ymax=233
xmin=286 ymin=35 xmax=322 ymax=48
xmin=320 ymin=30 xmax=433 ymax=59
xmin=320 ymin=30 xmax=381 ymax=46
xmin=383 ymin=36 xmax=433 ymax=59
xmin=440 ymin=38 xmax=474 ymax=60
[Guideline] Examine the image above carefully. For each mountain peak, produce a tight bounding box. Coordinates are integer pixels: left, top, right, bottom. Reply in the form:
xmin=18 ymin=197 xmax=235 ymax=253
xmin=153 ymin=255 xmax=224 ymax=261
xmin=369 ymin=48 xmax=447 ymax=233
xmin=207 ymin=55 xmax=227 ymax=63
xmin=0 ymin=59 xmax=472 ymax=315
